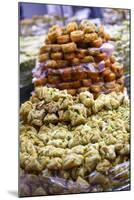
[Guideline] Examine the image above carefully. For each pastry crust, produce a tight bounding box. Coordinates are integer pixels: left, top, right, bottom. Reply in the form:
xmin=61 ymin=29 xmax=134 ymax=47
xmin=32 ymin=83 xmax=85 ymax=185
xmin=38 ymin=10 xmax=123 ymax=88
xmin=61 ymin=42 xmax=77 ymax=53
xmin=38 ymin=53 xmax=49 ymax=62
xmin=66 ymin=22 xmax=78 ymax=33
xmin=84 ymin=33 xmax=98 ymax=43
xmin=57 ymin=34 xmax=70 ymax=44
xmin=70 ymin=30 xmax=84 ymax=42
xmin=50 ymin=52 xmax=63 ymax=60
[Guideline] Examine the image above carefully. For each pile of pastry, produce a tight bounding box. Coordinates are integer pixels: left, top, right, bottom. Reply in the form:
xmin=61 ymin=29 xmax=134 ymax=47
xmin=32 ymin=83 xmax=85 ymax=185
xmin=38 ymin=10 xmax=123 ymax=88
xmin=32 ymin=20 xmax=124 ymax=97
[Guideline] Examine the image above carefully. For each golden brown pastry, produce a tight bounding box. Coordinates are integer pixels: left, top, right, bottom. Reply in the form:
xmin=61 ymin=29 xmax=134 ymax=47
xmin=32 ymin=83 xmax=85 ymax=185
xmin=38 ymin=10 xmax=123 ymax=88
xmin=57 ymin=34 xmax=70 ymax=44
xmin=76 ymin=49 xmax=89 ymax=59
xmin=66 ymin=22 xmax=78 ymax=33
xmin=82 ymin=79 xmax=92 ymax=87
xmin=61 ymin=42 xmax=77 ymax=53
xmin=39 ymin=45 xmax=51 ymax=54
xmin=80 ymin=56 xmax=94 ymax=63
xmin=64 ymin=52 xmax=76 ymax=60
xmin=70 ymin=30 xmax=84 ymax=42
xmin=46 ymin=44 xmax=60 ymax=52
xmin=47 ymin=75 xmax=61 ymax=84
xmin=50 ymin=52 xmax=63 ymax=60
xmin=38 ymin=53 xmax=49 ymax=62
xmin=48 ymin=25 xmax=62 ymax=43
xmin=84 ymin=33 xmax=98 ymax=43
xmin=91 ymin=38 xmax=103 ymax=47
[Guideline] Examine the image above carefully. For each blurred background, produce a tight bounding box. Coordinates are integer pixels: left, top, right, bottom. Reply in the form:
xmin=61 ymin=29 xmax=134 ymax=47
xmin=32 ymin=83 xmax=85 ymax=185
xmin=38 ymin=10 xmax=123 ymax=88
xmin=19 ymin=2 xmax=130 ymax=102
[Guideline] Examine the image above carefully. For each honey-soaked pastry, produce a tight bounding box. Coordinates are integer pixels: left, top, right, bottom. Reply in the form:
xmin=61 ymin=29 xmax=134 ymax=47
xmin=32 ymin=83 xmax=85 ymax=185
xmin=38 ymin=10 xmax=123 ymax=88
xmin=88 ymin=48 xmax=100 ymax=56
xmin=111 ymin=63 xmax=124 ymax=77
xmin=48 ymin=25 xmax=62 ymax=43
xmin=39 ymin=45 xmax=51 ymax=54
xmin=44 ymin=36 xmax=52 ymax=44
xmin=57 ymin=34 xmax=70 ymax=44
xmin=47 ymin=75 xmax=61 ymax=84
xmin=67 ymin=89 xmax=77 ymax=96
xmin=64 ymin=52 xmax=76 ymax=60
xmin=91 ymin=38 xmax=103 ymax=48
xmin=103 ymin=32 xmax=111 ymax=41
xmin=116 ymin=76 xmax=125 ymax=85
xmin=79 ymin=20 xmax=96 ymax=33
xmin=51 ymin=44 xmax=62 ymax=52
xmin=84 ymin=33 xmax=98 ymax=43
xmin=70 ymin=30 xmax=84 ymax=42
xmin=104 ymin=72 xmax=116 ymax=82
xmin=45 ymin=60 xmax=58 ymax=69
xmin=81 ymin=56 xmax=94 ymax=63
xmin=101 ymin=68 xmax=111 ymax=78
xmin=34 ymin=78 xmax=47 ymax=86
xmin=60 ymin=67 xmax=72 ymax=81
xmin=56 ymin=60 xmax=70 ymax=68
xmin=82 ymin=79 xmax=92 ymax=87
xmin=38 ymin=53 xmax=49 ymax=62
xmin=56 ymin=80 xmax=81 ymax=90
xmin=110 ymin=56 xmax=116 ymax=63
xmin=77 ymin=87 xmax=90 ymax=93
xmin=50 ymin=52 xmax=63 ymax=60
xmin=71 ymin=57 xmax=80 ymax=65
xmin=76 ymin=49 xmax=89 ymax=59
xmin=90 ymin=84 xmax=102 ymax=93
xmin=94 ymin=53 xmax=107 ymax=62
xmin=105 ymin=59 xmax=112 ymax=68
xmin=72 ymin=70 xmax=87 ymax=81
xmin=61 ymin=42 xmax=77 ymax=53
xmin=97 ymin=25 xmax=105 ymax=37
xmin=66 ymin=22 xmax=78 ymax=33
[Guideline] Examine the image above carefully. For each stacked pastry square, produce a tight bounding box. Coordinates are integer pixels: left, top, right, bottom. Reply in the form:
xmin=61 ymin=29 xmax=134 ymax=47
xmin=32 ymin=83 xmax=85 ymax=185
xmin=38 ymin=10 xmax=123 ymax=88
xmin=32 ymin=20 xmax=125 ymax=97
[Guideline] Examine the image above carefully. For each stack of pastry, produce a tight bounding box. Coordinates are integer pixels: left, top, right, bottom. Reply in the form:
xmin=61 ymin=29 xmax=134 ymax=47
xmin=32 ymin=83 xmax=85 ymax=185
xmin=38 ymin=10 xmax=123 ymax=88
xmin=32 ymin=20 xmax=125 ymax=97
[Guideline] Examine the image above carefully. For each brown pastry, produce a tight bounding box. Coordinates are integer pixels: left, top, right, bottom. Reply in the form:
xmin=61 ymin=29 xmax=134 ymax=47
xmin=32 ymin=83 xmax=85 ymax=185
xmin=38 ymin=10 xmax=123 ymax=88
xmin=57 ymin=34 xmax=70 ymax=44
xmin=67 ymin=89 xmax=77 ymax=96
xmin=71 ymin=58 xmax=80 ymax=65
xmin=82 ymin=79 xmax=92 ymax=87
xmin=70 ymin=30 xmax=84 ymax=42
xmin=84 ymin=33 xmax=98 ymax=43
xmin=116 ymin=76 xmax=125 ymax=85
xmin=76 ymin=49 xmax=89 ymax=59
xmin=110 ymin=56 xmax=116 ymax=63
xmin=56 ymin=60 xmax=69 ymax=68
xmin=81 ymin=56 xmax=94 ymax=63
xmin=66 ymin=22 xmax=78 ymax=33
xmin=57 ymin=80 xmax=81 ymax=90
xmin=97 ymin=25 xmax=105 ymax=37
xmin=51 ymin=44 xmax=62 ymax=52
xmin=79 ymin=20 xmax=96 ymax=33
xmin=50 ymin=52 xmax=63 ymax=60
xmin=77 ymin=87 xmax=90 ymax=93
xmin=88 ymin=48 xmax=100 ymax=56
xmin=94 ymin=53 xmax=107 ymax=62
xmin=34 ymin=78 xmax=47 ymax=86
xmin=111 ymin=64 xmax=124 ymax=77
xmin=47 ymin=75 xmax=61 ymax=84
xmin=105 ymin=59 xmax=112 ymax=68
xmin=45 ymin=60 xmax=57 ymax=69
xmin=48 ymin=25 xmax=62 ymax=43
xmin=38 ymin=53 xmax=49 ymax=62
xmin=39 ymin=45 xmax=51 ymax=54
xmin=64 ymin=52 xmax=76 ymax=60
xmin=90 ymin=84 xmax=102 ymax=93
xmin=61 ymin=42 xmax=77 ymax=53
xmin=91 ymin=38 xmax=103 ymax=47
xmin=104 ymin=72 xmax=116 ymax=82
